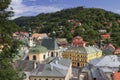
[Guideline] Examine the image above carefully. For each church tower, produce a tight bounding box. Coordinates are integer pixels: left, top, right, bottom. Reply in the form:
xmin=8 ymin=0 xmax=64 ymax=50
xmin=28 ymin=28 xmax=33 ymax=47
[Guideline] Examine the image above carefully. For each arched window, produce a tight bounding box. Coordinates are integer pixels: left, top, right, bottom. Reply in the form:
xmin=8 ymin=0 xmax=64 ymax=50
xmin=51 ymin=52 xmax=54 ymax=57
xmin=33 ymin=55 xmax=36 ymax=60
xmin=43 ymin=55 xmax=45 ymax=59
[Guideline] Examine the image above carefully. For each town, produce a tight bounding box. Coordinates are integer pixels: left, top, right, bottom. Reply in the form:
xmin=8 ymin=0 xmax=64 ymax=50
xmin=2 ymin=27 xmax=118 ymax=80
xmin=1 ymin=0 xmax=120 ymax=80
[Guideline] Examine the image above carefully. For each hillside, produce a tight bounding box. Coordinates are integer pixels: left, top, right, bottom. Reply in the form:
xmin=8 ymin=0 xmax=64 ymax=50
xmin=14 ymin=7 xmax=120 ymax=47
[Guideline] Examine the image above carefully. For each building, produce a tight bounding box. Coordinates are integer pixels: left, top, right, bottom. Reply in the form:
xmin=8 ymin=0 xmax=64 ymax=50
xmin=56 ymin=38 xmax=68 ymax=47
xmin=63 ymin=46 xmax=102 ymax=68
xmin=72 ymin=36 xmax=86 ymax=47
xmin=101 ymin=34 xmax=110 ymax=39
xmin=79 ymin=66 xmax=109 ymax=80
xmin=89 ymin=55 xmax=120 ymax=80
xmin=114 ymin=48 xmax=120 ymax=55
xmin=32 ymin=33 xmax=48 ymax=40
xmin=103 ymin=44 xmax=115 ymax=55
xmin=27 ymin=45 xmax=49 ymax=62
xmin=113 ymin=71 xmax=120 ymax=80
xmin=41 ymin=38 xmax=62 ymax=58
xmin=14 ymin=58 xmax=72 ymax=80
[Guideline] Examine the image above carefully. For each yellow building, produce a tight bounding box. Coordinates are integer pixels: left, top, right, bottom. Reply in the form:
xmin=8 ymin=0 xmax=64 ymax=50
xmin=28 ymin=45 xmax=49 ymax=62
xmin=63 ymin=46 xmax=102 ymax=68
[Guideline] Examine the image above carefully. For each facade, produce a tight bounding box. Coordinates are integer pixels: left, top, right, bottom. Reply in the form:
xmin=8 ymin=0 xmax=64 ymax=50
xmin=28 ymin=45 xmax=49 ymax=62
xmin=63 ymin=46 xmax=102 ymax=68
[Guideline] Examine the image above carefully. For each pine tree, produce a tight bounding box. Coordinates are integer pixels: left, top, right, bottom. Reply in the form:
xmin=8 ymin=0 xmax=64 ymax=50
xmin=0 ymin=0 xmax=23 ymax=80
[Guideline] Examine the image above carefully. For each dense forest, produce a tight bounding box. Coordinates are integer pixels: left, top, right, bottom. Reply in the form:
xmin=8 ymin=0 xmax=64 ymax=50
xmin=14 ymin=7 xmax=120 ymax=47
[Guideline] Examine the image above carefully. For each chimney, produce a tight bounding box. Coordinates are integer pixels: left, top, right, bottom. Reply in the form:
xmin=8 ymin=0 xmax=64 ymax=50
xmin=55 ymin=60 xmax=58 ymax=64
xmin=34 ymin=62 xmax=37 ymax=69
xmin=50 ymin=64 xmax=53 ymax=71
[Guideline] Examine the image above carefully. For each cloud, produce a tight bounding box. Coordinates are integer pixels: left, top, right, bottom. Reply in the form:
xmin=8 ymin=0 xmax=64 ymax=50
xmin=115 ymin=9 xmax=120 ymax=13
xmin=10 ymin=0 xmax=62 ymax=19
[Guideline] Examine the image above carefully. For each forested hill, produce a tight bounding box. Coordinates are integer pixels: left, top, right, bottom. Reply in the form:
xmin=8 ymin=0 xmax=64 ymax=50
xmin=14 ymin=7 xmax=120 ymax=47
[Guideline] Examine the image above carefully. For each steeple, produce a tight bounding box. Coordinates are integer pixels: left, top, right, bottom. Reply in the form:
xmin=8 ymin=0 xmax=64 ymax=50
xmin=29 ymin=27 xmax=32 ymax=38
xmin=52 ymin=31 xmax=56 ymax=39
xmin=28 ymin=27 xmax=33 ymax=47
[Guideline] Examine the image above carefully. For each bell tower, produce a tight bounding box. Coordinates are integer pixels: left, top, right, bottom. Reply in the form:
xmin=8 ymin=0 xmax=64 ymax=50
xmin=28 ymin=28 xmax=33 ymax=47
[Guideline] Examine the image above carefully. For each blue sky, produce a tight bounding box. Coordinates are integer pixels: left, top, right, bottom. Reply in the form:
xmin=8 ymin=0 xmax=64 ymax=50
xmin=10 ymin=0 xmax=120 ymax=19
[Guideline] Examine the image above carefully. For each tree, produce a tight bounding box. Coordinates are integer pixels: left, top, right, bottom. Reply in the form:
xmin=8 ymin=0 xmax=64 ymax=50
xmin=0 ymin=0 xmax=23 ymax=80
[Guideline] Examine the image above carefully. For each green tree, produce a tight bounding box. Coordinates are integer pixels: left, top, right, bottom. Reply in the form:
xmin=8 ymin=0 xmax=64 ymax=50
xmin=0 ymin=0 xmax=23 ymax=80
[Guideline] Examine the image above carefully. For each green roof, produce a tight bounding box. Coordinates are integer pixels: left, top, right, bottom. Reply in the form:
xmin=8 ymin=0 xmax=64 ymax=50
xmin=66 ymin=46 xmax=102 ymax=54
xmin=29 ymin=45 xmax=48 ymax=54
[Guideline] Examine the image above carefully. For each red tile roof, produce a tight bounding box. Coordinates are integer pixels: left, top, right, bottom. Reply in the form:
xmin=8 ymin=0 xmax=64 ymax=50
xmin=113 ymin=72 xmax=120 ymax=80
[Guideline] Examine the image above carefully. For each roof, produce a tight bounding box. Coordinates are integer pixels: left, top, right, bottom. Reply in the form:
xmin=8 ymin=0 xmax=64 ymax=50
xmin=41 ymin=38 xmax=59 ymax=50
xmin=29 ymin=45 xmax=48 ymax=54
xmin=89 ymin=55 xmax=120 ymax=68
xmin=32 ymin=33 xmax=48 ymax=39
xmin=30 ymin=58 xmax=71 ymax=77
xmin=66 ymin=46 xmax=102 ymax=54
xmin=113 ymin=72 xmax=120 ymax=80
xmin=56 ymin=38 xmax=68 ymax=45
xmin=14 ymin=60 xmax=35 ymax=71
xmin=103 ymin=44 xmax=115 ymax=55
xmin=91 ymin=67 xmax=108 ymax=80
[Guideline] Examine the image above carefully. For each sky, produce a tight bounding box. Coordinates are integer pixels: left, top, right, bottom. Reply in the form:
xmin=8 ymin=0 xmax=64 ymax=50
xmin=9 ymin=0 xmax=120 ymax=19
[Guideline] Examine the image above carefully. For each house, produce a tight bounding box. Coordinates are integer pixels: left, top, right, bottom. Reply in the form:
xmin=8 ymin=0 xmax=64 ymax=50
xmin=101 ymin=34 xmax=110 ymax=39
xmin=89 ymin=55 xmax=120 ymax=76
xmin=14 ymin=60 xmax=36 ymax=80
xmin=72 ymin=36 xmax=86 ymax=47
xmin=114 ymin=48 xmax=120 ymax=55
xmin=56 ymin=38 xmax=68 ymax=47
xmin=14 ymin=58 xmax=72 ymax=80
xmin=63 ymin=46 xmax=102 ymax=68
xmin=79 ymin=67 xmax=109 ymax=80
xmin=113 ymin=71 xmax=120 ymax=80
xmin=29 ymin=58 xmax=72 ymax=80
xmin=103 ymin=44 xmax=115 ymax=55
xmin=32 ymin=33 xmax=48 ymax=40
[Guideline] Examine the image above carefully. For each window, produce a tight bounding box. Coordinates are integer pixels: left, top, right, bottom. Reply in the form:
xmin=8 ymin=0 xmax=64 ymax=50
xmin=43 ymin=55 xmax=45 ymax=59
xmin=77 ymin=63 xmax=80 ymax=66
xmin=33 ymin=55 xmax=36 ymax=60
xmin=56 ymin=52 xmax=58 ymax=56
xmin=26 ymin=56 xmax=29 ymax=60
xmin=51 ymin=52 xmax=54 ymax=57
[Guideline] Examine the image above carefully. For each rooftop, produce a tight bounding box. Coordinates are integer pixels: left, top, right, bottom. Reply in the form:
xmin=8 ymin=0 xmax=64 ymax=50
xmin=41 ymin=38 xmax=59 ymax=50
xmin=66 ymin=46 xmax=102 ymax=54
xmin=30 ymin=57 xmax=71 ymax=77
xmin=89 ymin=55 xmax=120 ymax=68
xmin=29 ymin=45 xmax=48 ymax=54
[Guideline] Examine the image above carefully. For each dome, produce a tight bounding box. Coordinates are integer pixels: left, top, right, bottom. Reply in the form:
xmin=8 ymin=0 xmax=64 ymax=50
xmin=29 ymin=45 xmax=48 ymax=54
